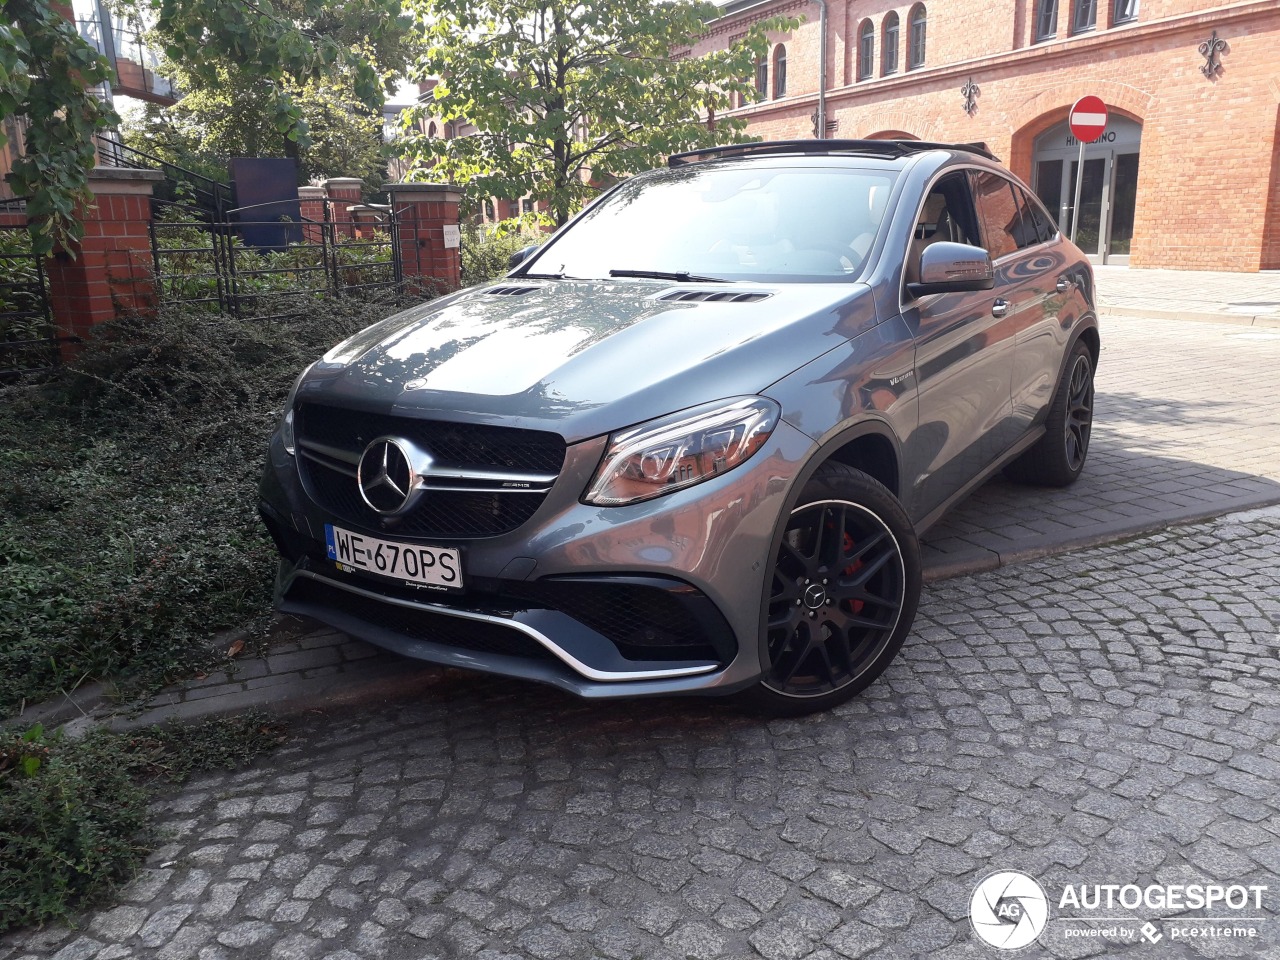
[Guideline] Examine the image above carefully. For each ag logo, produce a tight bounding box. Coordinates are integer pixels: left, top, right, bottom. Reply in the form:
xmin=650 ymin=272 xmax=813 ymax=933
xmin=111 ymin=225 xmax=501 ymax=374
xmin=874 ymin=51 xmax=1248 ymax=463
xmin=970 ymin=871 xmax=1049 ymax=950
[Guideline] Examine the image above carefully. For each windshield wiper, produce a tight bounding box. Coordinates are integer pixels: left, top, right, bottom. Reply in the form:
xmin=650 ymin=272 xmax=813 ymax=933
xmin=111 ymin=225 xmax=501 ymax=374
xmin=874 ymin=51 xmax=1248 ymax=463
xmin=609 ymin=269 xmax=726 ymax=283
xmin=520 ymin=272 xmax=568 ymax=279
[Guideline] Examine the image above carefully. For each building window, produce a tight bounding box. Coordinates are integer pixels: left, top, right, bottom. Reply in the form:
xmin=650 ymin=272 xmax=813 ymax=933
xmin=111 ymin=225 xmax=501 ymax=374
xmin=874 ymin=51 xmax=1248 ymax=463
xmin=1113 ymin=0 xmax=1138 ymax=23
xmin=857 ymin=21 xmax=874 ymax=80
xmin=908 ymin=4 xmax=927 ymax=69
xmin=427 ymin=121 xmax=437 ymax=139
xmin=1073 ymin=0 xmax=1097 ymax=32
xmin=882 ymin=13 xmax=899 ymax=75
xmin=755 ymin=58 xmax=768 ymax=98
xmin=1035 ymin=0 xmax=1058 ymax=40
xmin=773 ymin=45 xmax=787 ymax=98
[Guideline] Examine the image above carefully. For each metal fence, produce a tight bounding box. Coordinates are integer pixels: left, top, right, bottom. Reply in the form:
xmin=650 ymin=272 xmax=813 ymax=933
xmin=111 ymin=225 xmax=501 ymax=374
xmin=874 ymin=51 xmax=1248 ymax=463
xmin=0 ymin=203 xmax=60 ymax=378
xmin=149 ymin=199 xmax=401 ymax=319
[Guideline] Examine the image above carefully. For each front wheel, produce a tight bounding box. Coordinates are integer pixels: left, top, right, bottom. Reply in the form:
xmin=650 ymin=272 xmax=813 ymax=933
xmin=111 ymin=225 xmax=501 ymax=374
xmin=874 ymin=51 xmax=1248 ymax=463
xmin=739 ymin=462 xmax=921 ymax=717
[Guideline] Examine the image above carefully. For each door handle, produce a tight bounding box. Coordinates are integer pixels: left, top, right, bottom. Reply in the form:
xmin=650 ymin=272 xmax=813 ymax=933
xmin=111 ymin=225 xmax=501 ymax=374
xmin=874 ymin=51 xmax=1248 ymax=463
xmin=1056 ymin=277 xmax=1073 ymax=293
xmin=991 ymin=299 xmax=1010 ymax=318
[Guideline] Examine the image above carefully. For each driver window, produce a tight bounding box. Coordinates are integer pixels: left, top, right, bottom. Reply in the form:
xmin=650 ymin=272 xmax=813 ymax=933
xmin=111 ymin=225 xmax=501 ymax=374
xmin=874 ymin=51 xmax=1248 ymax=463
xmin=905 ymin=171 xmax=981 ymax=287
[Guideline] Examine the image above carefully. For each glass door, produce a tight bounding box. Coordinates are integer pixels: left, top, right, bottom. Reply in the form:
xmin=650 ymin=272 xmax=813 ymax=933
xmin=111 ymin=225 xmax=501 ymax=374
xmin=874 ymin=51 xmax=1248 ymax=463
xmin=1064 ymin=157 xmax=1106 ymax=259
xmin=1108 ymin=152 xmax=1140 ymax=264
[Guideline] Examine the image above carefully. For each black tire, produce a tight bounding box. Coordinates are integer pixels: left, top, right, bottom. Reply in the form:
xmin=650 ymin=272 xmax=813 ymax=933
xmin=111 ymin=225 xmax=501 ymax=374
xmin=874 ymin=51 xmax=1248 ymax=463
xmin=738 ymin=462 xmax=922 ymax=717
xmin=1004 ymin=339 xmax=1095 ymax=487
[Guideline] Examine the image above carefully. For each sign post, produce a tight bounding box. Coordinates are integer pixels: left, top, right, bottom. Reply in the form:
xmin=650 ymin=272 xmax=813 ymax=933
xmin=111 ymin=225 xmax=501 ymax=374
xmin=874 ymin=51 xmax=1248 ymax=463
xmin=1067 ymin=96 xmax=1108 ymax=245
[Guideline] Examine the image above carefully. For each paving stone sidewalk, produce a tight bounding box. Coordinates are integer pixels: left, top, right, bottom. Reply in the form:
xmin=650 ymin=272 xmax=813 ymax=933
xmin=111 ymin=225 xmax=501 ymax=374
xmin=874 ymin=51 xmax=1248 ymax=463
xmin=5 ymin=506 xmax=1278 ymax=960
xmin=1095 ymin=266 xmax=1280 ymax=327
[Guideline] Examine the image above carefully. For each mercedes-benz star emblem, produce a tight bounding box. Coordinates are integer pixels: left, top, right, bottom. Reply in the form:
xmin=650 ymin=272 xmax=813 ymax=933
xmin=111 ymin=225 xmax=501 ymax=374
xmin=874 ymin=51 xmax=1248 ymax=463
xmin=357 ymin=437 xmax=417 ymax=515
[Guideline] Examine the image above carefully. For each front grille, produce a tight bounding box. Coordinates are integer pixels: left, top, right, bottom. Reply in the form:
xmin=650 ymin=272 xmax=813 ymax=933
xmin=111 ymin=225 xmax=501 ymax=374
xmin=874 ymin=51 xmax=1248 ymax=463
xmin=295 ymin=403 xmax=565 ymax=539
xmin=304 ymin=463 xmax=545 ymax=538
xmin=297 ymin=404 xmax=565 ymax=474
xmin=287 ymin=576 xmax=555 ymax=662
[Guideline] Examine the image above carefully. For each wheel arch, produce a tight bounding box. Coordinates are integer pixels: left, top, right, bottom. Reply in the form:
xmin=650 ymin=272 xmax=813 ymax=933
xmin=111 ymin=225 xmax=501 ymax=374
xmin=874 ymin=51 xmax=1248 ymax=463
xmin=754 ymin=418 xmax=909 ymax=674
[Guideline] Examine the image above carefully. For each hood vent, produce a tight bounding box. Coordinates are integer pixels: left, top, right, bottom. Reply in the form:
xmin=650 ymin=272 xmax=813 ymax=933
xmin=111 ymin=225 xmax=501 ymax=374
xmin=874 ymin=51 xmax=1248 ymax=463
xmin=485 ymin=284 xmax=542 ymax=297
xmin=658 ymin=289 xmax=772 ymax=304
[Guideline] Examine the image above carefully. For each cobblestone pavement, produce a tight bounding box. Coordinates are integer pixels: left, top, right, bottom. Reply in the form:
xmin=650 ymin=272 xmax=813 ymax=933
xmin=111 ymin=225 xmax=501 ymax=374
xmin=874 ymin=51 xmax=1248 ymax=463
xmin=6 ymin=507 xmax=1279 ymax=960
xmin=921 ymin=314 xmax=1280 ymax=573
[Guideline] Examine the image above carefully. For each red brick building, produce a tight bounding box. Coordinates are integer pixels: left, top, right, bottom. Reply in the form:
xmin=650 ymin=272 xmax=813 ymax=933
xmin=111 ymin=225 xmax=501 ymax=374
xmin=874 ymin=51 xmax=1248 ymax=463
xmin=691 ymin=0 xmax=1280 ymax=270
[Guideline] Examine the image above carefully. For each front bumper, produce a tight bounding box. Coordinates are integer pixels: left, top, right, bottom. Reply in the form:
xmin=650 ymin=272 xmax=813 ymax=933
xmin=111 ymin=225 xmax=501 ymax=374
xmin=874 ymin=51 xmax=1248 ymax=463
xmin=258 ymin=418 xmax=816 ymax=699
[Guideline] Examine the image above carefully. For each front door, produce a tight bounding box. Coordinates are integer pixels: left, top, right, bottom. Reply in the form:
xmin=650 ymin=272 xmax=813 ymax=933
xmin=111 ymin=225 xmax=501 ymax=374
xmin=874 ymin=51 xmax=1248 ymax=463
xmin=901 ymin=171 xmax=1017 ymax=521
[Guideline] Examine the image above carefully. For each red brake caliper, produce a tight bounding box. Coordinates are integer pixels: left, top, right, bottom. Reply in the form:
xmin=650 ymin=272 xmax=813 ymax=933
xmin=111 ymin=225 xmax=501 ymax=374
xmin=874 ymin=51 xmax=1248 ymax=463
xmin=842 ymin=531 xmax=865 ymax=614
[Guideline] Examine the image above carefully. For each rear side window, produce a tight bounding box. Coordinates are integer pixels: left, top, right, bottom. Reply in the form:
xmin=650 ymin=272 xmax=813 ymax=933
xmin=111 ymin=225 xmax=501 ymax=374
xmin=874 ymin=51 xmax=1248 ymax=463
xmin=970 ymin=171 xmax=1022 ymax=260
xmin=1021 ymin=187 xmax=1058 ymax=243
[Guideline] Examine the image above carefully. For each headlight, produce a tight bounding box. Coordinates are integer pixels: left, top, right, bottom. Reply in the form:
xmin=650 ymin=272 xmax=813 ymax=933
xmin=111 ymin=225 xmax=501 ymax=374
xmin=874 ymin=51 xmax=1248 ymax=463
xmin=584 ymin=397 xmax=779 ymax=506
xmin=279 ymin=363 xmax=313 ymax=456
xmin=281 ymin=408 xmax=297 ymax=456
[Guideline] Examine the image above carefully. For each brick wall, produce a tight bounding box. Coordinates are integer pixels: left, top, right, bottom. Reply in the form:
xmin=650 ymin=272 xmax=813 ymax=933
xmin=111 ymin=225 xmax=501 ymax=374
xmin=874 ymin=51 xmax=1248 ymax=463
xmin=696 ymin=0 xmax=1280 ymax=270
xmin=1261 ymin=106 xmax=1280 ymax=271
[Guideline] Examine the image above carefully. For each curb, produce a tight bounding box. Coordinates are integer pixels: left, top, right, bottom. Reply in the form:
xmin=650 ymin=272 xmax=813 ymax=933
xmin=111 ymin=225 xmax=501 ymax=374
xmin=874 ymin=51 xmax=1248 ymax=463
xmin=922 ymin=493 xmax=1280 ymax=583
xmin=1098 ymin=305 xmax=1280 ymax=328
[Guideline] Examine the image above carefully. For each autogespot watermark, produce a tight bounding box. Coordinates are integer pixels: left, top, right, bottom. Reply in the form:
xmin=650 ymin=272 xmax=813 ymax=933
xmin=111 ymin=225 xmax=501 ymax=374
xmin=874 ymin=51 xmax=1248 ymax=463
xmin=968 ymin=871 xmax=1270 ymax=951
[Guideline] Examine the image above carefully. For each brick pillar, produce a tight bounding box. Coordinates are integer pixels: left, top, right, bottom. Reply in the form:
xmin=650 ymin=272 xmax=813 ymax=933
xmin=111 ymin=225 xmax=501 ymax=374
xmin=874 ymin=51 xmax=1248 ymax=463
xmin=298 ymin=185 xmax=324 ymax=243
xmin=387 ymin=183 xmax=462 ymax=295
xmin=348 ymin=204 xmax=390 ymax=239
xmin=46 ymin=168 xmax=163 ymax=354
xmin=321 ymin=177 xmax=363 ymax=238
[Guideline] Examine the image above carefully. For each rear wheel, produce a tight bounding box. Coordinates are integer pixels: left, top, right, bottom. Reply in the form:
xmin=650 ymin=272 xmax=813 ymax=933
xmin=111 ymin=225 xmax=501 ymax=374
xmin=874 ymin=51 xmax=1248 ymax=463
xmin=1005 ymin=339 xmax=1095 ymax=487
xmin=740 ymin=462 xmax=921 ymax=717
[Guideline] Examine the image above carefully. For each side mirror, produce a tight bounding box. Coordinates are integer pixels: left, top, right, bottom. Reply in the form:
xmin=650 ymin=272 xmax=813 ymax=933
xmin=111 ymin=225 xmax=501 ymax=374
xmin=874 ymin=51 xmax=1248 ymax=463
xmin=508 ymin=244 xmax=541 ymax=270
xmin=907 ymin=242 xmax=995 ymax=297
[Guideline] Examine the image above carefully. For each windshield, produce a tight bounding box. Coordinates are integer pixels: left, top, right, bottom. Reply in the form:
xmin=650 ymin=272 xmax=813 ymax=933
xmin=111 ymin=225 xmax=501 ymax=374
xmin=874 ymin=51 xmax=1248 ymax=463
xmin=524 ymin=164 xmax=898 ymax=283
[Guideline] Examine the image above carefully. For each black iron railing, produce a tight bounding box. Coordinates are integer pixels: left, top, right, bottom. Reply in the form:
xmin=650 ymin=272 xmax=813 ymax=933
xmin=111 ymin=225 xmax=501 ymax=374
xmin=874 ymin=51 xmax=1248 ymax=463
xmin=0 ymin=209 xmax=61 ymax=378
xmin=0 ymin=203 xmax=61 ymax=378
xmin=96 ymin=135 xmax=233 ymax=218
xmin=149 ymin=199 xmax=401 ymax=319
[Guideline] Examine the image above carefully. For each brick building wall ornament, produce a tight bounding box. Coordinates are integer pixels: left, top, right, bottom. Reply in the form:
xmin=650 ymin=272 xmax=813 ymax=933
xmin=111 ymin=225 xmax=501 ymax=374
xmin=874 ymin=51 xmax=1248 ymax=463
xmin=961 ymin=77 xmax=979 ymax=117
xmin=1197 ymin=30 xmax=1228 ymax=79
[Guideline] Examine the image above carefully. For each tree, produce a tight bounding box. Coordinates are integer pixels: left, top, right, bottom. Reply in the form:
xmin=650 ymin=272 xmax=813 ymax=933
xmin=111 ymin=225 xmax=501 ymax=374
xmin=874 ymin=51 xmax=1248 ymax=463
xmin=1 ymin=0 xmax=408 ymax=250
xmin=400 ymin=0 xmax=799 ymax=226
xmin=1 ymin=1 xmax=119 ymax=255
xmin=122 ymin=71 xmax=390 ymax=187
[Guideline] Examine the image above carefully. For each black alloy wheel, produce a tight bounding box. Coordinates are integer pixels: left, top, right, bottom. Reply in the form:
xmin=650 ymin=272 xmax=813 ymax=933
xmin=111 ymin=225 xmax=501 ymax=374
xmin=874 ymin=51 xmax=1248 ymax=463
xmin=1063 ymin=351 xmax=1094 ymax=473
xmin=1004 ymin=338 xmax=1096 ymax=487
xmin=743 ymin=462 xmax=921 ymax=716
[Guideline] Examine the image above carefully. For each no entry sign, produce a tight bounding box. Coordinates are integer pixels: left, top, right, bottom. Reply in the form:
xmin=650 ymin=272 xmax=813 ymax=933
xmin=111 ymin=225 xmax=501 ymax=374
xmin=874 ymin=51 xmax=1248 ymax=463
xmin=1069 ymin=96 xmax=1109 ymax=144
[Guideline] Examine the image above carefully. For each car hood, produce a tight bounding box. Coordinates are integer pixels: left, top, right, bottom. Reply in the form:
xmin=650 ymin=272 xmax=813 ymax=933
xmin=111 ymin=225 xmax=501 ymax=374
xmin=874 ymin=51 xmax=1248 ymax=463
xmin=296 ymin=279 xmax=879 ymax=443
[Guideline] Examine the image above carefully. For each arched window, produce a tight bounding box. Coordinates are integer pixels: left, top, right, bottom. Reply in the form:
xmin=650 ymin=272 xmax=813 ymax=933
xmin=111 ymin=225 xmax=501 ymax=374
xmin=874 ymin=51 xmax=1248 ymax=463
xmin=427 ymin=121 xmax=438 ymax=139
xmin=773 ymin=45 xmax=787 ymax=98
xmin=857 ymin=20 xmax=874 ymax=81
xmin=908 ymin=4 xmax=927 ymax=69
xmin=1035 ymin=0 xmax=1059 ymax=40
xmin=882 ymin=12 xmax=900 ymax=75
xmin=755 ymin=57 xmax=768 ymax=98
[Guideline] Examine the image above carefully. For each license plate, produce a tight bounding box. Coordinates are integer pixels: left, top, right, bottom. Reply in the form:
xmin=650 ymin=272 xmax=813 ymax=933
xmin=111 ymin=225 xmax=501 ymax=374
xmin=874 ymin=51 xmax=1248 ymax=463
xmin=324 ymin=524 xmax=462 ymax=590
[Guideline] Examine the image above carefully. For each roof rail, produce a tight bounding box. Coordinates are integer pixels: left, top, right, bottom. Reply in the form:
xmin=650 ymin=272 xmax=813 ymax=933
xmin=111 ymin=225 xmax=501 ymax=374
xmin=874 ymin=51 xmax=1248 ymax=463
xmin=667 ymin=139 xmax=999 ymax=167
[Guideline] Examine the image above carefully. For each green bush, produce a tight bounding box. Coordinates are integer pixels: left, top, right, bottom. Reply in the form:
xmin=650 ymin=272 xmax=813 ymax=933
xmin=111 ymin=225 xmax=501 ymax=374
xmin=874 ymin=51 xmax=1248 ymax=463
xmin=0 ymin=726 xmax=149 ymax=932
xmin=461 ymin=221 xmax=542 ymax=288
xmin=0 ymin=716 xmax=283 ymax=932
xmin=0 ymin=294 xmax=418 ymax=714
